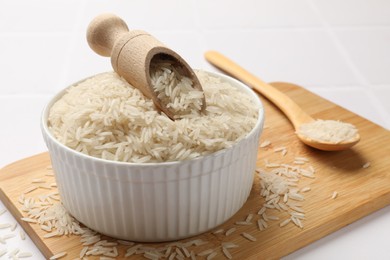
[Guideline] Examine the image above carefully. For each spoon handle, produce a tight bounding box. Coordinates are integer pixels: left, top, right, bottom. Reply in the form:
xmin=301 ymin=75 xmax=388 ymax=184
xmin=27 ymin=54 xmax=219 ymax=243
xmin=204 ymin=51 xmax=313 ymax=130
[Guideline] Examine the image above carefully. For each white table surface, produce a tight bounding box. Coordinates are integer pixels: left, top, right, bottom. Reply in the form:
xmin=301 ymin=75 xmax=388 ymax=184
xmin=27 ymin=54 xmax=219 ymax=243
xmin=0 ymin=0 xmax=389 ymax=259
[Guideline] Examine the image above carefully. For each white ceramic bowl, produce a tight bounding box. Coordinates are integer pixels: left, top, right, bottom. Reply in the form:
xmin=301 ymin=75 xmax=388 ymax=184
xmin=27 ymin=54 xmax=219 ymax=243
xmin=41 ymin=70 xmax=264 ymax=242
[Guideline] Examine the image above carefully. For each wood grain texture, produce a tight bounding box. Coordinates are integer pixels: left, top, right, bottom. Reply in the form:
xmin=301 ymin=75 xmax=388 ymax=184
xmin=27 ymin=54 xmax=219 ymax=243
xmin=0 ymin=83 xmax=389 ymax=259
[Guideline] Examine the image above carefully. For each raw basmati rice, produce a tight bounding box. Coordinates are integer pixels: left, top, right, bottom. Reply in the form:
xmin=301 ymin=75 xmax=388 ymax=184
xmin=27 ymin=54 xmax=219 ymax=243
xmin=19 ymin=230 xmax=25 ymax=240
xmin=197 ymin=249 xmax=214 ymax=256
xmin=222 ymin=247 xmax=233 ymax=259
xmin=279 ymin=218 xmax=291 ymax=227
xmin=245 ymin=213 xmax=254 ymax=223
xmin=0 ymin=209 xmax=7 ymax=216
xmin=235 ymin=221 xmax=252 ymax=226
xmin=225 ymin=228 xmax=236 ymax=236
xmin=48 ymin=71 xmax=258 ymax=163
xmin=221 ymin=242 xmax=239 ymax=249
xmin=212 ymin=229 xmax=224 ymax=235
xmin=363 ymin=162 xmax=371 ymax=169
xmin=49 ymin=251 xmax=67 ymax=260
xmin=260 ymin=140 xmax=271 ymax=148
xmin=0 ymin=223 xmax=12 ymax=229
xmin=291 ymin=216 xmax=303 ymax=228
xmin=17 ymin=252 xmax=33 ymax=258
xmin=150 ymin=60 xmax=204 ymax=118
xmin=241 ymin=232 xmax=257 ymax=242
xmin=297 ymin=119 xmax=358 ymax=143
xmin=10 ymin=222 xmax=17 ymax=231
xmin=207 ymin=252 xmax=218 ymax=260
xmin=8 ymin=248 xmax=19 ymax=258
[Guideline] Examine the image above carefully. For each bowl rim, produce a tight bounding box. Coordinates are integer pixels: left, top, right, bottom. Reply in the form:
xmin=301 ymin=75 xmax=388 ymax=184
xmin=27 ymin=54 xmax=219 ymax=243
xmin=41 ymin=70 xmax=264 ymax=167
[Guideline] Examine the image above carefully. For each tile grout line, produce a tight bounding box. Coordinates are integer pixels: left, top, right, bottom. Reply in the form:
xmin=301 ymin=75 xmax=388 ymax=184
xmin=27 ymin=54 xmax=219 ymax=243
xmin=56 ymin=0 xmax=88 ymax=88
xmin=305 ymin=0 xmax=369 ymax=85
xmin=305 ymin=0 xmax=390 ymax=129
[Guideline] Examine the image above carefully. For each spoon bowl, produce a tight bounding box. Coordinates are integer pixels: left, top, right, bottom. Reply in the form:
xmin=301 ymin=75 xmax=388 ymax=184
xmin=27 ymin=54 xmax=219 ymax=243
xmin=204 ymin=51 xmax=360 ymax=151
xmin=296 ymin=132 xmax=360 ymax=151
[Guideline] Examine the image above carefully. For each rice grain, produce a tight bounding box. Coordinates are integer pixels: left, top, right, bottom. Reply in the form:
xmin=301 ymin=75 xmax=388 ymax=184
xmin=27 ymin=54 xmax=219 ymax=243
xmin=18 ymin=252 xmax=33 ymax=258
xmin=363 ymin=162 xmax=371 ymax=169
xmin=222 ymin=247 xmax=232 ymax=259
xmin=241 ymin=232 xmax=257 ymax=242
xmin=280 ymin=218 xmax=291 ymax=227
xmin=50 ymin=251 xmax=67 ymax=260
xmin=225 ymin=228 xmax=236 ymax=236
xmin=48 ymin=71 xmax=258 ymax=163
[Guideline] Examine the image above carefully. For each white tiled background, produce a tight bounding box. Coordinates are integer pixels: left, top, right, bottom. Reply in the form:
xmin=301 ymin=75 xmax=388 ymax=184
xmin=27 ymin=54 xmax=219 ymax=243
xmin=0 ymin=0 xmax=389 ymax=259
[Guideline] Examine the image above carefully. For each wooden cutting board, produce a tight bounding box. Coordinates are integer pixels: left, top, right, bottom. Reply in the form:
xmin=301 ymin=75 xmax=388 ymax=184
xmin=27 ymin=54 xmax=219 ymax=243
xmin=1 ymin=82 xmax=390 ymax=260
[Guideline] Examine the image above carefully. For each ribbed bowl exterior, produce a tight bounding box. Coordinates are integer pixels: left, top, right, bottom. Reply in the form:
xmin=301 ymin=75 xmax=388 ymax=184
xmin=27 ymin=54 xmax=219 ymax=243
xmin=41 ymin=71 xmax=264 ymax=242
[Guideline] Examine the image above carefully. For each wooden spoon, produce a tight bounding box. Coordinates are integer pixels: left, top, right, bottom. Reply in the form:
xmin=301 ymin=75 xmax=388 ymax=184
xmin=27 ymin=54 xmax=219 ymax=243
xmin=204 ymin=51 xmax=360 ymax=151
xmin=87 ymin=13 xmax=206 ymax=120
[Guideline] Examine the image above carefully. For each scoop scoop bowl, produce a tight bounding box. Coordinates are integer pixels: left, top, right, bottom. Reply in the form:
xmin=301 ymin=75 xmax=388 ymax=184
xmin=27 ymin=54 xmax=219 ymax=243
xmin=87 ymin=13 xmax=206 ymax=119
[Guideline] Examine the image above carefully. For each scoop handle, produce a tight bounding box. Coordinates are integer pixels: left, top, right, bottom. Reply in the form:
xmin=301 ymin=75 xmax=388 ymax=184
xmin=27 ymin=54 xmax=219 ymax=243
xmin=87 ymin=13 xmax=129 ymax=57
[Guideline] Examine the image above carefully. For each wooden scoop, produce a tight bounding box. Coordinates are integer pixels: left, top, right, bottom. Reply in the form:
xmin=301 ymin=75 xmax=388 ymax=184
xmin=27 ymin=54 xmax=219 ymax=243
xmin=205 ymin=51 xmax=360 ymax=151
xmin=87 ymin=13 xmax=206 ymax=119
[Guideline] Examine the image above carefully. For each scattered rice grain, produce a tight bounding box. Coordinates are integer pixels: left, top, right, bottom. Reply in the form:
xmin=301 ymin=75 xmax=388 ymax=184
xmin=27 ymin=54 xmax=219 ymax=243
xmin=222 ymin=247 xmax=232 ymax=259
xmin=190 ymin=251 xmax=196 ymax=260
xmin=0 ymin=223 xmax=12 ymax=229
xmin=10 ymin=222 xmax=17 ymax=231
xmin=245 ymin=213 xmax=254 ymax=223
xmin=23 ymin=186 xmax=37 ymax=194
xmin=257 ymin=207 xmax=266 ymax=215
xmin=19 ymin=230 xmax=26 ymax=240
xmin=8 ymin=248 xmax=20 ymax=257
xmin=257 ymin=219 xmax=264 ymax=231
xmin=212 ymin=229 xmax=224 ymax=235
xmin=117 ymin=240 xmax=134 ymax=246
xmin=0 ymin=208 xmax=7 ymax=216
xmin=225 ymin=228 xmax=236 ymax=236
xmin=291 ymin=216 xmax=303 ymax=229
xmin=80 ymin=247 xmax=88 ymax=258
xmin=50 ymin=251 xmax=67 ymax=260
xmin=363 ymin=162 xmax=371 ymax=169
xmin=197 ymin=249 xmax=214 ymax=257
xmin=206 ymin=252 xmax=217 ymax=260
xmin=274 ymin=147 xmax=286 ymax=152
xmin=3 ymin=233 xmax=16 ymax=240
xmin=181 ymin=247 xmax=191 ymax=258
xmin=235 ymin=221 xmax=252 ymax=226
xmin=241 ymin=232 xmax=257 ymax=242
xmin=295 ymin=157 xmax=309 ymax=162
xmin=267 ymin=215 xmax=280 ymax=221
xmin=221 ymin=242 xmax=239 ymax=249
xmin=280 ymin=218 xmax=291 ymax=227
xmin=17 ymin=252 xmax=33 ymax=258
xmin=260 ymin=140 xmax=271 ymax=148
